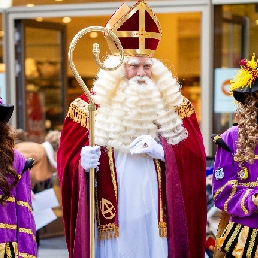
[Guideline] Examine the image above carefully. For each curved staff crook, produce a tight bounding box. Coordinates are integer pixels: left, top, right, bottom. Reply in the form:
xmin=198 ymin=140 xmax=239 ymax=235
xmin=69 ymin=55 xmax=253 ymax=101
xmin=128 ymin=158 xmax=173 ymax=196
xmin=68 ymin=26 xmax=124 ymax=258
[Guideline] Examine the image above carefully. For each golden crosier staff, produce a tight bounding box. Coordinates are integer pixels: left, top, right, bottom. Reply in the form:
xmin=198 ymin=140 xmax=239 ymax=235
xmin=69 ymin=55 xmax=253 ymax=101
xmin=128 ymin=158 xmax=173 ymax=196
xmin=68 ymin=26 xmax=124 ymax=258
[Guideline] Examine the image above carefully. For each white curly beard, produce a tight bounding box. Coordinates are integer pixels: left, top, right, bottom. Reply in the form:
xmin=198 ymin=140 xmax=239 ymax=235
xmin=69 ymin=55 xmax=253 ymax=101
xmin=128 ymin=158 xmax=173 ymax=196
xmin=93 ymin=56 xmax=188 ymax=153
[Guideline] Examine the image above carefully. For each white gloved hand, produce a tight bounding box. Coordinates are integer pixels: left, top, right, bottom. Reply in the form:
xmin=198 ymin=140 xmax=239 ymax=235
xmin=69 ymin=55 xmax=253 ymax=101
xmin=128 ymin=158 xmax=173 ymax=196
xmin=80 ymin=146 xmax=101 ymax=170
xmin=130 ymin=135 xmax=164 ymax=161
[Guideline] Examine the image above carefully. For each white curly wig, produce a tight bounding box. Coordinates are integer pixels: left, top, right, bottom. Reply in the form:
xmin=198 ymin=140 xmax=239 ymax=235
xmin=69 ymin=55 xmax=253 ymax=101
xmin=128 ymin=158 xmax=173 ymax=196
xmin=92 ymin=55 xmax=187 ymax=152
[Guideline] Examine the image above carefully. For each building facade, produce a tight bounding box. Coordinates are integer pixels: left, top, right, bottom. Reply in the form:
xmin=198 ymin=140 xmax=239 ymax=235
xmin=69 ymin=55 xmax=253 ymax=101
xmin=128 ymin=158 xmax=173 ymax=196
xmin=1 ymin=0 xmax=258 ymax=156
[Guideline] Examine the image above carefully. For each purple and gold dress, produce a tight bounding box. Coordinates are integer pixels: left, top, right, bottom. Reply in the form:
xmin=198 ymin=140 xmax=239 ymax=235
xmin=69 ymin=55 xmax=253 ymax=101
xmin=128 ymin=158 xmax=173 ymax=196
xmin=0 ymin=149 xmax=37 ymax=257
xmin=213 ymin=125 xmax=258 ymax=256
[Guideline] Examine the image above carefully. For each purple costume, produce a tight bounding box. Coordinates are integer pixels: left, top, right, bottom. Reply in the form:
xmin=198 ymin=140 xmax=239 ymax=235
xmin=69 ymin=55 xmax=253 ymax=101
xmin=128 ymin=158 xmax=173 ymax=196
xmin=211 ymin=54 xmax=258 ymax=257
xmin=0 ymin=149 xmax=37 ymax=257
xmin=213 ymin=125 xmax=258 ymax=228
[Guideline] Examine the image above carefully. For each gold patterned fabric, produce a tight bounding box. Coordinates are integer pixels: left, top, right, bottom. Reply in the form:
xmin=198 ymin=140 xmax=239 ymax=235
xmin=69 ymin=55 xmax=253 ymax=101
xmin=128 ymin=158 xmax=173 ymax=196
xmin=217 ymin=222 xmax=258 ymax=257
xmin=0 ymin=242 xmax=18 ymax=258
xmin=175 ymin=97 xmax=195 ymax=120
xmin=66 ymin=97 xmax=90 ymax=128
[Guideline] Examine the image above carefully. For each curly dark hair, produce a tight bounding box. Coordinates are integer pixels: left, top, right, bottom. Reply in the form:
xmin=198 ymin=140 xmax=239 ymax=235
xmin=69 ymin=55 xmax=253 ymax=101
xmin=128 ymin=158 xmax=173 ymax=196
xmin=234 ymin=92 xmax=258 ymax=167
xmin=0 ymin=122 xmax=19 ymax=203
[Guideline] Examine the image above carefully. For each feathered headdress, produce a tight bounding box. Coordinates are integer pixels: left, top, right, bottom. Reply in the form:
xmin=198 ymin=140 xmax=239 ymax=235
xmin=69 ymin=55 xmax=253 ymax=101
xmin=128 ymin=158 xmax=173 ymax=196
xmin=230 ymin=54 xmax=258 ymax=104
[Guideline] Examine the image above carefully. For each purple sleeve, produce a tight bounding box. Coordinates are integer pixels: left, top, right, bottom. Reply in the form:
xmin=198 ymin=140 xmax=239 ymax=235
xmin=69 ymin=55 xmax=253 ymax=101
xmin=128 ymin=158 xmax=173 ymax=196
xmin=212 ymin=129 xmax=258 ymax=217
xmin=14 ymin=150 xmax=37 ymax=257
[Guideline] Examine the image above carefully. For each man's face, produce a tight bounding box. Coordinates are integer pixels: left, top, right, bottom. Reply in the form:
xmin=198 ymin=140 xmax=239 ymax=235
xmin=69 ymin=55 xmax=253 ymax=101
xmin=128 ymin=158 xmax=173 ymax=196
xmin=124 ymin=57 xmax=152 ymax=84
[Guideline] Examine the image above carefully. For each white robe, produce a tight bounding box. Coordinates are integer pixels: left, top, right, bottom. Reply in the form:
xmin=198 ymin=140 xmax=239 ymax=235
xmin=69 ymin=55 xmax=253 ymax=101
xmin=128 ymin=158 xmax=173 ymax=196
xmin=96 ymin=150 xmax=168 ymax=258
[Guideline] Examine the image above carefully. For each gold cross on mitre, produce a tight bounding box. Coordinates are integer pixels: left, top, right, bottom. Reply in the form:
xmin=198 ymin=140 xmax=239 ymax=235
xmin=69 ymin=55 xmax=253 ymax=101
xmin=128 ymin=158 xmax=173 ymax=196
xmin=105 ymin=0 xmax=162 ymax=57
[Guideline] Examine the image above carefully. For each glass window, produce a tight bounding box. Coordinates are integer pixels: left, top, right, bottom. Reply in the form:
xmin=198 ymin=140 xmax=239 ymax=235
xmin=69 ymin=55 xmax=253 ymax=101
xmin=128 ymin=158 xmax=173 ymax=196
xmin=213 ymin=4 xmax=257 ymax=144
xmin=155 ymin=12 xmax=201 ymax=122
xmin=11 ymin=0 xmax=128 ymax=6
xmin=15 ymin=20 xmax=66 ymax=142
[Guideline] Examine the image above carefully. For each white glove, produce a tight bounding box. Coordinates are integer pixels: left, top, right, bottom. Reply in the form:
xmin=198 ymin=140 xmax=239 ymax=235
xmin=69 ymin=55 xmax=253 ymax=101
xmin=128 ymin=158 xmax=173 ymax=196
xmin=130 ymin=135 xmax=164 ymax=161
xmin=80 ymin=146 xmax=101 ymax=170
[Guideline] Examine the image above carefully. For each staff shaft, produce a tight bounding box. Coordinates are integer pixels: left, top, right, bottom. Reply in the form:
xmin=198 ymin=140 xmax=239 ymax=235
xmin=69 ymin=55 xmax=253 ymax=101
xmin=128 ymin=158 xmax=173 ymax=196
xmin=88 ymin=105 xmax=96 ymax=258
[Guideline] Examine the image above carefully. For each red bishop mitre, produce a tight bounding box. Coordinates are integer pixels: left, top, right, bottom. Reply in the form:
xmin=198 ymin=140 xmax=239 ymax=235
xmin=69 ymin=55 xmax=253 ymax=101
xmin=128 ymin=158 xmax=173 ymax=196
xmin=105 ymin=0 xmax=162 ymax=57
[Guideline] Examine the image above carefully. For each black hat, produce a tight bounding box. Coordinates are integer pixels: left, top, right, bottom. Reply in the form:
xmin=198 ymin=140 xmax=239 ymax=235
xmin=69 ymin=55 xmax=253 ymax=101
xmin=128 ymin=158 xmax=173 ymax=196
xmin=230 ymin=54 xmax=258 ymax=104
xmin=0 ymin=97 xmax=14 ymax=123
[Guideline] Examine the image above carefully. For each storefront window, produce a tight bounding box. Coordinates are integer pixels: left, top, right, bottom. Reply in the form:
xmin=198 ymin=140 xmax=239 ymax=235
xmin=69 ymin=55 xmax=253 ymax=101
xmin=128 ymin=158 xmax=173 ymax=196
xmin=15 ymin=20 xmax=66 ymax=141
xmin=11 ymin=0 xmax=127 ymax=6
xmin=0 ymin=14 xmax=2 ymax=64
xmin=213 ymin=4 xmax=258 ymax=146
xmin=0 ymin=14 xmax=5 ymax=99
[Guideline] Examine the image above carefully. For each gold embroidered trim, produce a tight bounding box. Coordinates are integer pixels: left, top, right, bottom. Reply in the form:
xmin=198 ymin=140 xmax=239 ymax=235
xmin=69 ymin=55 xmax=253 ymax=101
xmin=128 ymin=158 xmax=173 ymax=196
xmin=19 ymin=253 xmax=36 ymax=258
xmin=98 ymin=223 xmax=119 ymax=240
xmin=221 ymin=222 xmax=230 ymax=238
xmin=154 ymin=159 xmax=167 ymax=238
xmin=158 ymin=222 xmax=167 ymax=238
xmin=17 ymin=201 xmax=33 ymax=213
xmin=5 ymin=242 xmax=12 ymax=258
xmin=175 ymin=97 xmax=195 ymax=119
xmin=0 ymin=223 xmax=17 ymax=230
xmin=100 ymin=198 xmax=115 ymax=220
xmin=0 ymin=226 xmax=33 ymax=241
xmin=224 ymin=183 xmax=237 ymax=212
xmin=19 ymin=228 xmax=36 ymax=241
xmin=213 ymin=135 xmax=221 ymax=143
xmin=247 ymin=229 xmax=258 ymax=257
xmin=66 ymin=98 xmax=89 ymax=128
xmin=224 ymin=223 xmax=242 ymax=252
xmin=95 ymin=182 xmax=100 ymax=226
xmin=214 ymin=180 xmax=238 ymax=200
xmin=0 ymin=243 xmax=5 ymax=256
xmin=97 ymin=148 xmax=119 ymax=241
xmin=0 ymin=242 xmax=18 ymax=258
xmin=108 ymin=147 xmax=117 ymax=200
xmin=239 ymin=182 xmax=258 ymax=187
xmin=19 ymin=228 xmax=33 ymax=234
xmin=0 ymin=195 xmax=15 ymax=202
xmin=5 ymin=196 xmax=15 ymax=202
xmin=155 ymin=160 xmax=163 ymax=221
xmin=0 ymin=195 xmax=33 ymax=213
xmin=12 ymin=242 xmax=18 ymax=257
xmin=241 ymin=189 xmax=251 ymax=215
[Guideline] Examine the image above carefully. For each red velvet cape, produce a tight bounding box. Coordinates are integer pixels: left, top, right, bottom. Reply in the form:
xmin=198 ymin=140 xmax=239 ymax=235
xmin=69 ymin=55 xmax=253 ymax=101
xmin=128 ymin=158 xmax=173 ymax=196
xmin=57 ymin=94 xmax=207 ymax=258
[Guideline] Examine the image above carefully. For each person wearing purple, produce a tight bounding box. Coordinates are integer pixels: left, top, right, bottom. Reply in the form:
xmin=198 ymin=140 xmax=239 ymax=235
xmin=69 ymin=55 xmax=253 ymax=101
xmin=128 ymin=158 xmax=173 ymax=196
xmin=212 ymin=54 xmax=258 ymax=257
xmin=0 ymin=97 xmax=37 ymax=257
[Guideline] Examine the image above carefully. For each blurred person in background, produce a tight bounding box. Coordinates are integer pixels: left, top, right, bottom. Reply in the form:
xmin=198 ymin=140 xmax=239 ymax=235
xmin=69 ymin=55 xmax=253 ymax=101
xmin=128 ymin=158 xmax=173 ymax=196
xmin=0 ymin=97 xmax=37 ymax=257
xmin=15 ymin=130 xmax=60 ymax=190
xmin=14 ymin=129 xmax=61 ymax=247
